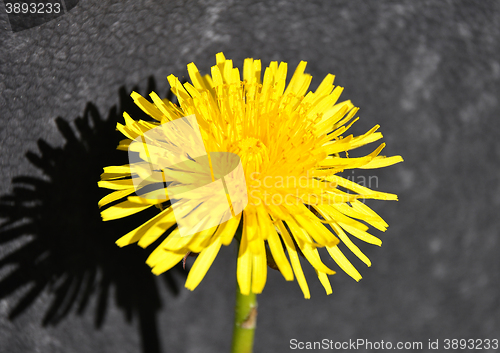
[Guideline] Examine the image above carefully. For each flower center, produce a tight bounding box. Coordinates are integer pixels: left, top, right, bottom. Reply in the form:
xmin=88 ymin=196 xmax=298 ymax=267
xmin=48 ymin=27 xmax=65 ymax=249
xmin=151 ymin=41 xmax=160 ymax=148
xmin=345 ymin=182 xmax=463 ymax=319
xmin=239 ymin=137 xmax=266 ymax=154
xmin=234 ymin=137 xmax=269 ymax=174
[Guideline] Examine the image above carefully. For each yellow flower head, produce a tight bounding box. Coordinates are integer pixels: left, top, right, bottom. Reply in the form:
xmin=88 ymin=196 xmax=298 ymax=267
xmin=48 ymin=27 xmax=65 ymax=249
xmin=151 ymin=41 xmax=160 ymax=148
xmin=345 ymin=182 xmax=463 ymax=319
xmin=98 ymin=53 xmax=403 ymax=298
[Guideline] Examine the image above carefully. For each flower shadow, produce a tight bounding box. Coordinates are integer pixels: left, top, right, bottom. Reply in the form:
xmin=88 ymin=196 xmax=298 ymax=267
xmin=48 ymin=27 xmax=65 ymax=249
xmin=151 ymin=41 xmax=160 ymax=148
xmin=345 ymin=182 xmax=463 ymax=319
xmin=0 ymin=77 xmax=185 ymax=353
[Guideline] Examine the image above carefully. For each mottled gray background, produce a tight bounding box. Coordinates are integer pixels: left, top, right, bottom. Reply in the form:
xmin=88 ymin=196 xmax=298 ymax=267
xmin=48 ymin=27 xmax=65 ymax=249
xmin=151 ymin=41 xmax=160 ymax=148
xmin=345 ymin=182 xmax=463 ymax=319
xmin=1 ymin=1 xmax=499 ymax=352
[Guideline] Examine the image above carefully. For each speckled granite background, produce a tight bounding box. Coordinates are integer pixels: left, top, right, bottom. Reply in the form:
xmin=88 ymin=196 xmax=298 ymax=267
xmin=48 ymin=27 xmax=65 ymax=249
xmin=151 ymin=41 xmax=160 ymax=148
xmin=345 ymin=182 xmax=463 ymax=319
xmin=1 ymin=1 xmax=499 ymax=352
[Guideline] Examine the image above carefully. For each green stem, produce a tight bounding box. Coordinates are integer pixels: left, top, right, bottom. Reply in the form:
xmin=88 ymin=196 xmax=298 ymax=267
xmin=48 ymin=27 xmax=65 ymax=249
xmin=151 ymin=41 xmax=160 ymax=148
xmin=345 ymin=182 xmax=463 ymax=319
xmin=231 ymin=285 xmax=257 ymax=353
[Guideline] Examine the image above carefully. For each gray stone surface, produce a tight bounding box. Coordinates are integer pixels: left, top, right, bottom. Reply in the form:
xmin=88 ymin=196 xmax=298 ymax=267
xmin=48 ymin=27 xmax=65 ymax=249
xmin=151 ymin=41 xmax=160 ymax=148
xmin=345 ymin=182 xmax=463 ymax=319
xmin=1 ymin=0 xmax=499 ymax=352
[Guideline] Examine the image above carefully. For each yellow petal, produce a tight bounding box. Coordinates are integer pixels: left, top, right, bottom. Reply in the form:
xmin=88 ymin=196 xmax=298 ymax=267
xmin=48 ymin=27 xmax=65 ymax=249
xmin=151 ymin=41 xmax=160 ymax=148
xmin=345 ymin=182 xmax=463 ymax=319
xmin=258 ymin=208 xmax=293 ymax=281
xmin=316 ymin=270 xmax=333 ymax=295
xmin=315 ymin=204 xmax=369 ymax=232
xmin=237 ymin=223 xmax=252 ymax=295
xmin=314 ymin=73 xmax=335 ymax=96
xmin=98 ymin=178 xmax=135 ymax=190
xmin=333 ymin=203 xmax=388 ymax=232
xmin=330 ymin=221 xmax=371 ymax=267
xmin=101 ymin=200 xmax=153 ymax=221
xmin=146 ymin=228 xmax=180 ymax=266
xmin=283 ymin=61 xmax=307 ymax=97
xmin=151 ymin=250 xmax=185 ymax=275
xmin=187 ymin=62 xmax=210 ymax=91
xmin=297 ymin=242 xmax=336 ymax=276
xmin=130 ymin=92 xmax=164 ymax=121
xmin=326 ymin=245 xmax=362 ymax=281
xmin=219 ymin=214 xmax=242 ymax=246
xmin=359 ymin=155 xmax=404 ymax=169
xmin=100 ymin=165 xmax=131 ymax=180
xmin=116 ymin=206 xmax=176 ymax=247
xmin=339 ymin=222 xmax=382 ymax=246
xmin=276 ymin=221 xmax=311 ymax=299
xmin=127 ymin=188 xmax=169 ymax=205
xmin=149 ymin=92 xmax=178 ymax=121
xmin=185 ymin=236 xmax=223 ymax=290
xmin=251 ymin=238 xmax=267 ymax=294
xmin=98 ymin=188 xmax=135 ymax=208
xmin=351 ymin=200 xmax=389 ymax=228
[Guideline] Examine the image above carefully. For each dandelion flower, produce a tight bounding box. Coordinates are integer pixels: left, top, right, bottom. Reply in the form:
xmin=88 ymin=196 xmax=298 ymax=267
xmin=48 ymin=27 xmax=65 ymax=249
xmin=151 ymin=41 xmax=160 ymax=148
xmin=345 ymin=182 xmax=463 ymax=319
xmin=98 ymin=53 xmax=403 ymax=299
